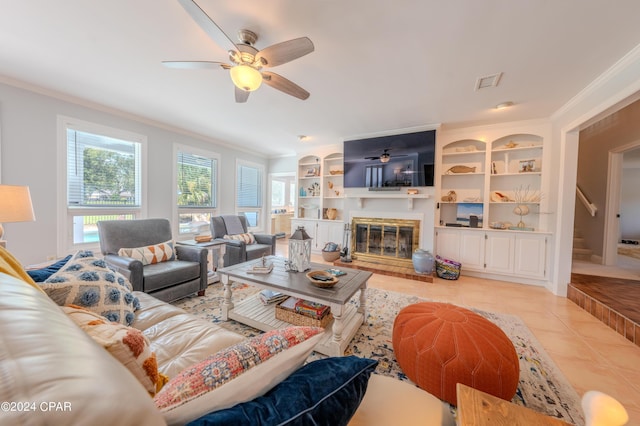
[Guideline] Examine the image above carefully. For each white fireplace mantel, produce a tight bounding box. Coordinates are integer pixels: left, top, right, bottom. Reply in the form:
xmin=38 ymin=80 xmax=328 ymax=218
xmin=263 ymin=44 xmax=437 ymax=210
xmin=345 ymin=193 xmax=430 ymax=210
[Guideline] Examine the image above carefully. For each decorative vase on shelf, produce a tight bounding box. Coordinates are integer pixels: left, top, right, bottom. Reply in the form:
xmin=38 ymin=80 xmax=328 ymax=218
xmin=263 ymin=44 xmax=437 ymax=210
xmin=412 ymin=249 xmax=435 ymax=275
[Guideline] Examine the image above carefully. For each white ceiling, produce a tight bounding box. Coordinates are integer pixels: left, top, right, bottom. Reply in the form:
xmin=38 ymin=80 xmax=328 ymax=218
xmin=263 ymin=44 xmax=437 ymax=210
xmin=2 ymin=1 xmax=640 ymax=157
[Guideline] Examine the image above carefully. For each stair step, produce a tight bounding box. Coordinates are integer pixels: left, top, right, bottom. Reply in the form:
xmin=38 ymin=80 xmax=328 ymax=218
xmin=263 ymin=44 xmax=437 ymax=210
xmin=573 ymin=237 xmax=587 ymax=248
xmin=573 ymin=247 xmax=592 ymax=255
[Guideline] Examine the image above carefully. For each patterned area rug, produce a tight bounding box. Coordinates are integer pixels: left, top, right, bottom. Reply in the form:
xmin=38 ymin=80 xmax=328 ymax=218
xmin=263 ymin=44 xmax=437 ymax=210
xmin=174 ymin=283 xmax=584 ymax=425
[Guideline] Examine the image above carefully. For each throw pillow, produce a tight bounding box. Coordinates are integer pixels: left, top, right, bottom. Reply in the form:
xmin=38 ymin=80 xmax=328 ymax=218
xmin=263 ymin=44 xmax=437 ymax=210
xmin=154 ymin=326 xmax=325 ymax=425
xmin=223 ymin=233 xmax=256 ymax=244
xmin=62 ymin=304 xmax=168 ymax=396
xmin=39 ymin=250 xmax=140 ymax=326
xmin=187 ymin=356 xmax=378 ymax=426
xmin=118 ymin=240 xmax=175 ymax=265
xmin=26 ymin=255 xmax=72 ymax=282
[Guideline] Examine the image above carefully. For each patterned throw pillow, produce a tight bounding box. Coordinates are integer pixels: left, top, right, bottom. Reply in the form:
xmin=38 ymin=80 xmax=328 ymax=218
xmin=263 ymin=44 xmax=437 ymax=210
xmin=63 ymin=305 xmax=168 ymax=396
xmin=154 ymin=326 xmax=325 ymax=425
xmin=39 ymin=250 xmax=140 ymax=326
xmin=223 ymin=233 xmax=256 ymax=244
xmin=118 ymin=240 xmax=175 ymax=265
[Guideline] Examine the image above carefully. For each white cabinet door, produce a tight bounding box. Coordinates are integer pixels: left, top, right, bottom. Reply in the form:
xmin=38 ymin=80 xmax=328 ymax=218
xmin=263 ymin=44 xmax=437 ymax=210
xmin=315 ymin=221 xmax=341 ymax=251
xmin=291 ymin=219 xmax=317 ymax=241
xmin=292 ymin=219 xmax=343 ymax=252
xmin=484 ymin=231 xmax=515 ymax=274
xmin=458 ymin=231 xmax=485 ymax=271
xmin=435 ymin=228 xmax=461 ymax=261
xmin=514 ymin=234 xmax=547 ymax=278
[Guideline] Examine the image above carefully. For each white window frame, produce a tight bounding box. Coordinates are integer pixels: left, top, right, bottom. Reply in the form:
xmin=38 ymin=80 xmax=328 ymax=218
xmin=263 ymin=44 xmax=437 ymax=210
xmin=236 ymin=159 xmax=265 ymax=232
xmin=57 ymin=115 xmax=147 ymax=255
xmin=172 ymin=144 xmax=220 ymax=237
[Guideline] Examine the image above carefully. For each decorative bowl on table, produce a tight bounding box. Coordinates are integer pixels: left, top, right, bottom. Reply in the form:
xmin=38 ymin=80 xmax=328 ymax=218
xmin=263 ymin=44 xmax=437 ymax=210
xmin=195 ymin=234 xmax=212 ymax=242
xmin=306 ymin=270 xmax=339 ymax=288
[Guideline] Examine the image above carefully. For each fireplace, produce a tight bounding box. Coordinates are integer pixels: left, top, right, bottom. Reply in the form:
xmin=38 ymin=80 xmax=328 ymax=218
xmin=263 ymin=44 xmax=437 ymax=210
xmin=350 ymin=217 xmax=419 ymax=267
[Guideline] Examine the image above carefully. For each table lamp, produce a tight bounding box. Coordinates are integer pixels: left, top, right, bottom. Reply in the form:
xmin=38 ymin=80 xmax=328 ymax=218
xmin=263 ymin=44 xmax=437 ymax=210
xmin=0 ymin=185 xmax=36 ymax=246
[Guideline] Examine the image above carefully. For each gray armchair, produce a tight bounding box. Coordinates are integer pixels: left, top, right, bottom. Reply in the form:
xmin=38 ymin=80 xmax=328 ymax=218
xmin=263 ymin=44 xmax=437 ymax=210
xmin=211 ymin=215 xmax=276 ymax=266
xmin=97 ymin=218 xmax=208 ymax=303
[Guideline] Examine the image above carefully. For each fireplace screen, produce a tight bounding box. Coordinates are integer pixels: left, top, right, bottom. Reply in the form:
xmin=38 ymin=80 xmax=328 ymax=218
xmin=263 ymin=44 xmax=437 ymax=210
xmin=351 ymin=217 xmax=419 ymax=266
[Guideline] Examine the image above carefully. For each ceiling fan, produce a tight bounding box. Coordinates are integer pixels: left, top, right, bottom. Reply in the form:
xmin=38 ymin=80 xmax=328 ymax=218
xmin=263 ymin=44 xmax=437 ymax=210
xmin=163 ymin=0 xmax=314 ymax=103
xmin=364 ymin=149 xmax=408 ymax=163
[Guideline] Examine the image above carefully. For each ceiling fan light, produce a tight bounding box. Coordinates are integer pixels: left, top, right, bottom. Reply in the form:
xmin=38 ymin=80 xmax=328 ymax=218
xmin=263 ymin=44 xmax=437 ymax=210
xmin=495 ymin=101 xmax=514 ymax=110
xmin=380 ymin=154 xmax=390 ymax=163
xmin=230 ymin=65 xmax=262 ymax=92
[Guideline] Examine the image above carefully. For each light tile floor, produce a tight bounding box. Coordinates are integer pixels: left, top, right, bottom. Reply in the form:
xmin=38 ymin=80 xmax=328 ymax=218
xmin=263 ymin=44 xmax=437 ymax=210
xmin=275 ymin=240 xmax=640 ymax=424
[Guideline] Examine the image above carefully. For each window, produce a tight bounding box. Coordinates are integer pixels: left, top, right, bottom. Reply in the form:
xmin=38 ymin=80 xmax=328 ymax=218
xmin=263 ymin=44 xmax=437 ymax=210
xmin=176 ymin=146 xmax=219 ymax=235
xmin=270 ymin=173 xmax=296 ymax=213
xmin=58 ymin=116 xmax=146 ymax=252
xmin=271 ymin=180 xmax=286 ymax=207
xmin=365 ymin=165 xmax=383 ymax=187
xmin=236 ymin=161 xmax=263 ymax=229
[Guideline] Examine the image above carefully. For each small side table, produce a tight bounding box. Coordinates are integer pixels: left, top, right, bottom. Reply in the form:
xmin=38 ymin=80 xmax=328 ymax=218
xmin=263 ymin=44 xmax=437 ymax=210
xmin=176 ymin=239 xmax=226 ymax=284
xmin=456 ymin=383 xmax=572 ymax=426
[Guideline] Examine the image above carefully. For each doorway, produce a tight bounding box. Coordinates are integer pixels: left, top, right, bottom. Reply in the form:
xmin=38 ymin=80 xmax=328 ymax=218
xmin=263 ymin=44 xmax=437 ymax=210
xmin=267 ymin=172 xmax=296 ymax=236
xmin=604 ymin=144 xmax=640 ymax=264
xmin=571 ymin=105 xmax=640 ymax=281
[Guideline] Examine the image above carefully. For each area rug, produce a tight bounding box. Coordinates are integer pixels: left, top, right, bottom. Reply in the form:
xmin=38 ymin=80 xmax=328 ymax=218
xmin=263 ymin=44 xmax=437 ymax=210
xmin=174 ymin=283 xmax=584 ymax=425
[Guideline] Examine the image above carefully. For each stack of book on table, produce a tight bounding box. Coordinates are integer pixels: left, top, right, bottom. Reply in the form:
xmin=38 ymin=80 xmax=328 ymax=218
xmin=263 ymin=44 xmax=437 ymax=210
xmin=258 ymin=290 xmax=288 ymax=305
xmin=275 ymin=296 xmax=332 ymax=328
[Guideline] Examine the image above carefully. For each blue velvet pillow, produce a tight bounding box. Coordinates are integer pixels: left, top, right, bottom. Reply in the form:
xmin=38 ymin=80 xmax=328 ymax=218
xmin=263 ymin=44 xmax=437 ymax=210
xmin=187 ymin=356 xmax=378 ymax=426
xmin=26 ymin=255 xmax=72 ymax=282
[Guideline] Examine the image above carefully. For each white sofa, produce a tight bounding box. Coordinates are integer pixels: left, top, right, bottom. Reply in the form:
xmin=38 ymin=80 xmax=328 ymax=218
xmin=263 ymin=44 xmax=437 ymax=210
xmin=0 ymin=262 xmax=453 ymax=425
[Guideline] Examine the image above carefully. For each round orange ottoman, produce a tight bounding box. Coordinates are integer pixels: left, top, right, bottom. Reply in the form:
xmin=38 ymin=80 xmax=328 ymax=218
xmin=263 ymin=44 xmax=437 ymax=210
xmin=392 ymin=302 xmax=519 ymax=405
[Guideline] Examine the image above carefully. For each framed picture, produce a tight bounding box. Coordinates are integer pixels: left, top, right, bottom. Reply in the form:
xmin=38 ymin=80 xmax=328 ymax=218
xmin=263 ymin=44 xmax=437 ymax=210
xmin=519 ymin=159 xmax=535 ymax=173
xmin=456 ymin=203 xmax=483 ymax=228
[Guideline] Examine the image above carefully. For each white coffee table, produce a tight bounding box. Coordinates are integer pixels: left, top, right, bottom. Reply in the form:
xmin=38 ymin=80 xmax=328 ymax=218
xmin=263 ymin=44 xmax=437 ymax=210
xmin=218 ymin=256 xmax=371 ymax=357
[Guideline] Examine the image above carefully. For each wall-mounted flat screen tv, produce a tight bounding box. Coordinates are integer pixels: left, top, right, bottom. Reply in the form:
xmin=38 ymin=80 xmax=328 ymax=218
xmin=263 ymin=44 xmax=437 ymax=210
xmin=343 ymin=130 xmax=436 ymax=188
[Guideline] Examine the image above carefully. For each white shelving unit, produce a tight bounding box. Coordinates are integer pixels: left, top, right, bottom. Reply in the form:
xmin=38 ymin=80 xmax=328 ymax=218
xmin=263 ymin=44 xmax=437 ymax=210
xmin=295 ymin=152 xmax=345 ymax=252
xmin=435 ymin=127 xmax=551 ymax=284
xmin=297 ymin=155 xmax=322 ymax=220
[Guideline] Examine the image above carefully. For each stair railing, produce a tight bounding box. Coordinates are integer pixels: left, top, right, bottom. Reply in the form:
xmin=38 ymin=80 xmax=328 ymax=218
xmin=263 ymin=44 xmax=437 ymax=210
xmin=576 ymin=185 xmax=597 ymax=217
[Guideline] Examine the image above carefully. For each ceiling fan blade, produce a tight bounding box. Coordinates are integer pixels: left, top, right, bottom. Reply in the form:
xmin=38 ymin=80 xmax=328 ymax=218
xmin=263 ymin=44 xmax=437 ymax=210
xmin=235 ymin=86 xmax=250 ymax=103
xmin=364 ymin=156 xmax=380 ymax=160
xmin=256 ymin=37 xmax=314 ymax=68
xmin=178 ymin=0 xmax=238 ymax=53
xmin=262 ymin=71 xmax=310 ymax=100
xmin=162 ymin=61 xmax=228 ymax=70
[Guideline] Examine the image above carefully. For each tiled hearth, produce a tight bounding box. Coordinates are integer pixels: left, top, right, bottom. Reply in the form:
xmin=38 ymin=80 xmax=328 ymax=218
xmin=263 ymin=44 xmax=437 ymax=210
xmin=568 ymin=273 xmax=640 ymax=348
xmin=332 ymin=258 xmax=434 ymax=283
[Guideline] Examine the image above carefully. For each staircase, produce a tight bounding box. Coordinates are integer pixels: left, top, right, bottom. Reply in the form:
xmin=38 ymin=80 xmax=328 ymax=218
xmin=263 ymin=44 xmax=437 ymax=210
xmin=572 ymin=228 xmax=593 ymax=261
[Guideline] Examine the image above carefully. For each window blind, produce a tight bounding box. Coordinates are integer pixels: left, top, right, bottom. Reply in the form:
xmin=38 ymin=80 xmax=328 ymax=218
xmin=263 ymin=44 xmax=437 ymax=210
xmin=237 ymin=164 xmax=262 ymax=208
xmin=67 ymin=129 xmax=141 ymax=207
xmin=177 ymin=151 xmax=217 ymax=208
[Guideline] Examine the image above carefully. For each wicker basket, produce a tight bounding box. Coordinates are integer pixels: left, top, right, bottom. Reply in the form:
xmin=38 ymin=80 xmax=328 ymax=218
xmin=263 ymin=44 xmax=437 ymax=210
xmin=321 ymin=250 xmax=340 ymax=262
xmin=435 ymin=255 xmax=461 ymax=280
xmin=275 ymin=303 xmax=333 ymax=328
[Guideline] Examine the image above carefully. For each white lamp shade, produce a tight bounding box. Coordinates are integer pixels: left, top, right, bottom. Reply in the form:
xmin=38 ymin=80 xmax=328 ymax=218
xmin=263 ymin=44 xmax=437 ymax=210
xmin=230 ymin=65 xmax=263 ymax=92
xmin=0 ymin=185 xmax=35 ymax=223
xmin=0 ymin=185 xmax=35 ymax=241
